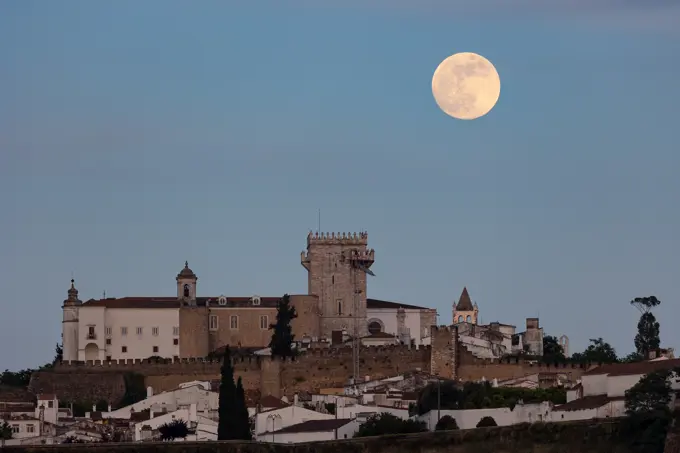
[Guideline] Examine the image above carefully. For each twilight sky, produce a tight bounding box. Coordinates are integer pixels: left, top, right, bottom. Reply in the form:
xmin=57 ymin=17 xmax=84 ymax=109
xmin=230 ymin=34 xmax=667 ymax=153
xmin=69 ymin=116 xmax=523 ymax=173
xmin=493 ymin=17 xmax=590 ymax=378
xmin=1 ymin=1 xmax=679 ymax=371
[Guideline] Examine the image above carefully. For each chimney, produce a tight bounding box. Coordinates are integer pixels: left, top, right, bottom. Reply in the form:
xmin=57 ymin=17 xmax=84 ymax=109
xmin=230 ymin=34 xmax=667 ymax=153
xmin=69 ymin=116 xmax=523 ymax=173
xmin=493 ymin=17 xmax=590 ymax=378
xmin=108 ymin=404 xmax=112 ymax=412
xmin=293 ymin=394 xmax=299 ymax=406
xmin=146 ymin=386 xmax=153 ymax=398
xmin=92 ymin=404 xmax=96 ymax=412
xmin=149 ymin=409 xmax=155 ymax=419
xmin=189 ymin=403 xmax=197 ymax=422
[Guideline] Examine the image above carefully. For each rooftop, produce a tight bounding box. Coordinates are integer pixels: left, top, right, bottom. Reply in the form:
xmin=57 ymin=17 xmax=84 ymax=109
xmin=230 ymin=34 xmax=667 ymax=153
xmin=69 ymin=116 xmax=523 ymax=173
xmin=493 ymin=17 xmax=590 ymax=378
xmin=269 ymin=418 xmax=353 ymax=434
xmin=583 ymin=358 xmax=680 ymax=377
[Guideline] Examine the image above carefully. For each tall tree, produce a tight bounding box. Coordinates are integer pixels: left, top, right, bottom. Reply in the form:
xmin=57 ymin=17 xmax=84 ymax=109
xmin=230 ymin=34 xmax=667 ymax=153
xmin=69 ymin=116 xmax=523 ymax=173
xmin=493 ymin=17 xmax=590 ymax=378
xmin=268 ymin=294 xmax=298 ymax=359
xmin=542 ymin=336 xmax=565 ymax=362
xmin=235 ymin=377 xmax=252 ymax=440
xmin=631 ymin=296 xmax=661 ymax=359
xmin=217 ymin=346 xmax=237 ymax=440
xmin=571 ymin=338 xmax=618 ymax=363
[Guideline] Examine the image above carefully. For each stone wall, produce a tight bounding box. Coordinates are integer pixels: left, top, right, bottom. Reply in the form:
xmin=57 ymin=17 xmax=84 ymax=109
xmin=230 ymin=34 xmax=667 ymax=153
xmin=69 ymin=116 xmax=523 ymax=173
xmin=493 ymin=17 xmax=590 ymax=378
xmin=5 ymin=420 xmax=632 ymax=453
xmin=29 ymin=334 xmax=598 ymax=405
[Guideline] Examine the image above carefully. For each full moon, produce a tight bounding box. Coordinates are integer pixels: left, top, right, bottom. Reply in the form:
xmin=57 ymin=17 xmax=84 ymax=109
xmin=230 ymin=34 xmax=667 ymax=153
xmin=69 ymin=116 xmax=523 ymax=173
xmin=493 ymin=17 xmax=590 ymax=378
xmin=431 ymin=52 xmax=501 ymax=120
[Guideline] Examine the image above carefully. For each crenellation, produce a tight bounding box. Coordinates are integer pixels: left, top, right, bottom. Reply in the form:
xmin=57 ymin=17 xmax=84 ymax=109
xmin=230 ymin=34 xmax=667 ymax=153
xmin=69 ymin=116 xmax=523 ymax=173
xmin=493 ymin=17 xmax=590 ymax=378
xmin=306 ymin=230 xmax=369 ymax=246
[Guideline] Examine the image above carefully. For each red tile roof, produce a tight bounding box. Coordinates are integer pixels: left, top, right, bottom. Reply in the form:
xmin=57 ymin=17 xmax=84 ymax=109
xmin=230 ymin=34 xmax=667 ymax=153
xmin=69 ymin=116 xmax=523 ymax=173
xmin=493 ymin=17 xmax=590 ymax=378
xmin=258 ymin=395 xmax=289 ymax=410
xmin=584 ymin=358 xmax=680 ymax=377
xmin=553 ymin=395 xmax=624 ymax=412
xmin=366 ymin=299 xmax=430 ymax=310
xmin=270 ymin=418 xmax=353 ymax=434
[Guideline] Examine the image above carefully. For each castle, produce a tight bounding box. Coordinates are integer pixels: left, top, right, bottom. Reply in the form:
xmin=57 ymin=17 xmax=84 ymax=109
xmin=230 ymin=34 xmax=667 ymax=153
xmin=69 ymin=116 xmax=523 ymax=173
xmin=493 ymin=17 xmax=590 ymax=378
xmin=62 ymin=231 xmax=437 ymax=362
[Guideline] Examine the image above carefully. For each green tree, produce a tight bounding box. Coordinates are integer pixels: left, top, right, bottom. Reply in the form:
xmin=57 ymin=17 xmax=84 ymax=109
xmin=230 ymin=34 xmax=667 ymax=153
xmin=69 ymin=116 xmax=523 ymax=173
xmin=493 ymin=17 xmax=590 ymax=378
xmin=542 ymin=335 xmax=566 ymax=362
xmin=53 ymin=343 xmax=63 ymax=364
xmin=476 ymin=416 xmax=497 ymax=427
xmin=631 ymin=296 xmax=661 ymax=359
xmin=355 ymin=413 xmax=427 ymax=437
xmin=235 ymin=376 xmax=252 ymax=441
xmin=268 ymin=294 xmax=298 ymax=359
xmin=571 ymin=338 xmax=618 ymax=363
xmin=622 ymin=367 xmax=679 ymax=453
xmin=435 ymin=415 xmax=458 ymax=431
xmin=158 ymin=419 xmax=189 ymax=441
xmin=416 ymin=379 xmax=462 ymax=415
xmin=217 ymin=346 xmax=237 ymax=440
xmin=0 ymin=421 xmax=12 ymax=445
xmin=621 ymin=352 xmax=644 ymax=363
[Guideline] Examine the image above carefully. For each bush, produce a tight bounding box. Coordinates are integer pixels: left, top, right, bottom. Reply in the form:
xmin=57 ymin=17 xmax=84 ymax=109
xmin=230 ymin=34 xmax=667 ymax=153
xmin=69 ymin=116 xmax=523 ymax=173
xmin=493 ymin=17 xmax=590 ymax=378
xmin=476 ymin=416 xmax=497 ymax=427
xmin=435 ymin=415 xmax=458 ymax=431
xmin=355 ymin=413 xmax=427 ymax=437
xmin=158 ymin=419 xmax=189 ymax=441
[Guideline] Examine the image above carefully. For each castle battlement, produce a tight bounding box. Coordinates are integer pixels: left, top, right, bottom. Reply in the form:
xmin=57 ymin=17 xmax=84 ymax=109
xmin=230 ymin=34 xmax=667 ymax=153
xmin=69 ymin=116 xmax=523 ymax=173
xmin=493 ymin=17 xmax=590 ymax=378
xmin=306 ymin=231 xmax=368 ymax=246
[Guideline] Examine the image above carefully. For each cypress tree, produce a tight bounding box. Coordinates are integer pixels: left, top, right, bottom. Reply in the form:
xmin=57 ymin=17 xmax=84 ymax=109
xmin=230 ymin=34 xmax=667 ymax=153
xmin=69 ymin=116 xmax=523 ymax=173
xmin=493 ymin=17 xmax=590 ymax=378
xmin=235 ymin=376 xmax=252 ymax=440
xmin=268 ymin=294 xmax=298 ymax=359
xmin=217 ymin=346 xmax=236 ymax=440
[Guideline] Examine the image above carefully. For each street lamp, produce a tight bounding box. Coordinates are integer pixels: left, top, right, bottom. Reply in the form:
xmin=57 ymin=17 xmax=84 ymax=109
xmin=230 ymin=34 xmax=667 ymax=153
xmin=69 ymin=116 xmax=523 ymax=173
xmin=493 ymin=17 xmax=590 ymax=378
xmin=266 ymin=413 xmax=282 ymax=443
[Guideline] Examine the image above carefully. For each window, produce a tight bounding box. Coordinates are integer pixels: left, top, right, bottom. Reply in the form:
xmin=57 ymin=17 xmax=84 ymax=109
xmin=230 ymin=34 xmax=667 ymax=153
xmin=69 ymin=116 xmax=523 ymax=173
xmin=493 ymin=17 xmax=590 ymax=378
xmin=260 ymin=315 xmax=268 ymax=330
xmin=87 ymin=326 xmax=96 ymax=339
xmin=26 ymin=424 xmax=35 ymax=433
xmin=121 ymin=327 xmax=128 ymax=336
xmin=209 ymin=315 xmax=218 ymax=331
xmin=152 ymin=327 xmax=159 ymax=336
xmin=153 ymin=346 xmax=159 ymax=353
xmin=173 ymin=338 xmax=179 ymax=345
xmin=230 ymin=315 xmax=238 ymax=329
xmin=457 ymin=315 xmax=463 ymax=323
xmin=122 ymin=346 xmax=127 ymax=353
xmin=105 ymin=327 xmax=112 ymax=336
xmin=337 ymin=299 xmax=343 ymax=315
xmin=368 ymin=321 xmax=382 ymax=335
xmin=136 ymin=327 xmax=143 ymax=335
xmin=106 ymin=356 xmax=112 ymax=361
xmin=11 ymin=425 xmax=19 ymax=433
xmin=173 ymin=356 xmax=179 ymax=361
xmin=106 ymin=339 xmax=111 ymax=345
xmin=173 ymin=326 xmax=179 ymax=336
xmin=332 ymin=275 xmax=334 ymax=285
xmin=48 ymin=400 xmax=54 ymax=408
xmin=466 ymin=315 xmax=472 ymax=323
xmin=183 ymin=284 xmax=190 ymax=298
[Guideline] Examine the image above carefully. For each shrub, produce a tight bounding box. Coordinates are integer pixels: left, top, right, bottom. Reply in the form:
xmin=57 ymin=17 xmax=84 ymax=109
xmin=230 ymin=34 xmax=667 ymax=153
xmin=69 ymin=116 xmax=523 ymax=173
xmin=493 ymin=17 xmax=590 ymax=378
xmin=476 ymin=416 xmax=497 ymax=428
xmin=435 ymin=415 xmax=459 ymax=431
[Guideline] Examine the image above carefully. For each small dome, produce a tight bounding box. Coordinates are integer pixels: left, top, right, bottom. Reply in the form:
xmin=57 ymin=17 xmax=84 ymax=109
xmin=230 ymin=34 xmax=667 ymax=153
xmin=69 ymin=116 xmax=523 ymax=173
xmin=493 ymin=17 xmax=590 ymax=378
xmin=178 ymin=261 xmax=196 ymax=278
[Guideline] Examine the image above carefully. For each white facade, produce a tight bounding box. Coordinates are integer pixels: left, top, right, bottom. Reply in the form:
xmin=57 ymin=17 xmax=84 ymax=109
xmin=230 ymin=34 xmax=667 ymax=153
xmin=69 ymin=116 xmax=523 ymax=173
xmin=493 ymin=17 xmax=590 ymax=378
xmin=419 ymin=402 xmax=552 ymax=430
xmin=71 ymin=306 xmax=179 ymax=361
xmin=366 ymin=307 xmax=431 ymax=347
xmin=100 ymin=383 xmax=218 ymax=420
xmin=254 ymin=405 xmax=333 ymax=436
xmin=336 ymin=404 xmax=410 ymax=420
xmin=133 ymin=404 xmax=197 ymax=441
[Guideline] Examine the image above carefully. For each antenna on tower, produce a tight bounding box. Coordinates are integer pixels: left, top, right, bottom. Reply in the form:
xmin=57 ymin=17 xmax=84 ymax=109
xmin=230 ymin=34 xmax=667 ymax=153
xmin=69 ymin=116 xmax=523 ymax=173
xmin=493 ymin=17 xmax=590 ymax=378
xmin=103 ymin=290 xmax=106 ymax=299
xmin=318 ymin=209 xmax=321 ymax=233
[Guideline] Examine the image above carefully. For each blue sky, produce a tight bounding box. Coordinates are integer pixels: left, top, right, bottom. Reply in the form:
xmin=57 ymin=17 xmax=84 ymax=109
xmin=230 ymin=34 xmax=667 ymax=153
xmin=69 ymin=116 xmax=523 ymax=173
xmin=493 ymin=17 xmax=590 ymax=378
xmin=1 ymin=1 xmax=679 ymax=370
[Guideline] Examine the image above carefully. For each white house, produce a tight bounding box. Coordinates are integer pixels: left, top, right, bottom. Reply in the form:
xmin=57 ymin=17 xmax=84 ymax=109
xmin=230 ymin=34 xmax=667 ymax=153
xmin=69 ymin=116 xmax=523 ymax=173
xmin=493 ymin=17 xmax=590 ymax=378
xmin=549 ymin=358 xmax=680 ymax=422
xmin=133 ymin=404 xmax=198 ymax=441
xmin=98 ymin=383 xmax=217 ymax=420
xmin=254 ymin=405 xmax=334 ymax=436
xmin=366 ymin=299 xmax=437 ymax=347
xmin=256 ymin=418 xmax=358 ymax=443
xmin=335 ymin=403 xmax=410 ymax=420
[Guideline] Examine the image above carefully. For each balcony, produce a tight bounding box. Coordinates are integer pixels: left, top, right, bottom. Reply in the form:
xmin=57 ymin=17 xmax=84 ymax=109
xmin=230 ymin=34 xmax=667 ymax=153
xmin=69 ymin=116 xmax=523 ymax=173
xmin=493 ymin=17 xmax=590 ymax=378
xmin=86 ymin=333 xmax=97 ymax=340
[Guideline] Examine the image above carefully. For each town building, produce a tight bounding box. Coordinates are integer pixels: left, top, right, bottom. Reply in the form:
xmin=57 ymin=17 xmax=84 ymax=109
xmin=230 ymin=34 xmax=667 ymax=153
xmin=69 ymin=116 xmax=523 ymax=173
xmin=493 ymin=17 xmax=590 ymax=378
xmin=62 ymin=231 xmax=438 ymax=362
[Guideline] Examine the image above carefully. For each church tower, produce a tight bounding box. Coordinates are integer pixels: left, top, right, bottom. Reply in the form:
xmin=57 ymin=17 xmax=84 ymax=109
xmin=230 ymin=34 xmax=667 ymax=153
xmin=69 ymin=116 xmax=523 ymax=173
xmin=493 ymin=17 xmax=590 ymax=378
xmin=301 ymin=232 xmax=375 ymax=341
xmin=452 ymin=287 xmax=479 ymax=325
xmin=176 ymin=261 xmax=198 ymax=306
xmin=62 ymin=279 xmax=81 ymax=362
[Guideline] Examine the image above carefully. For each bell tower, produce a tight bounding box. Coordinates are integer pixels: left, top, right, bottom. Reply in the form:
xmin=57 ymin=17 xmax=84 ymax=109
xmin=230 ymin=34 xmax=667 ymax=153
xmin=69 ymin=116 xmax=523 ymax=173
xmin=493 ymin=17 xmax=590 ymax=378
xmin=452 ymin=287 xmax=478 ymax=325
xmin=62 ymin=279 xmax=81 ymax=362
xmin=301 ymin=232 xmax=375 ymax=341
xmin=176 ymin=261 xmax=198 ymax=306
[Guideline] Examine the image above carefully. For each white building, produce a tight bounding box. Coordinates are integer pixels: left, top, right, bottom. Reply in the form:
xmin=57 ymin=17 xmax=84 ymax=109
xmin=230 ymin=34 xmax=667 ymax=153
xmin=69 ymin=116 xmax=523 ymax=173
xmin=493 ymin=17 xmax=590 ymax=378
xmin=256 ymin=418 xmax=358 ymax=443
xmin=254 ymin=405 xmax=334 ymax=437
xmin=62 ymin=279 xmax=180 ymax=362
xmin=62 ymin=262 xmax=438 ymax=361
xmin=550 ymin=357 xmax=680 ymax=422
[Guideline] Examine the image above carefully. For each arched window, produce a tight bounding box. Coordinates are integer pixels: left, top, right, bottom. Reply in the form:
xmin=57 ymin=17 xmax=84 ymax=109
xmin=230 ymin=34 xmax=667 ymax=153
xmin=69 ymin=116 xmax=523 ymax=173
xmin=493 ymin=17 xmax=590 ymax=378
xmin=368 ymin=322 xmax=382 ymax=335
xmin=466 ymin=315 xmax=472 ymax=323
xmin=457 ymin=315 xmax=463 ymax=323
xmin=183 ymin=284 xmax=190 ymax=298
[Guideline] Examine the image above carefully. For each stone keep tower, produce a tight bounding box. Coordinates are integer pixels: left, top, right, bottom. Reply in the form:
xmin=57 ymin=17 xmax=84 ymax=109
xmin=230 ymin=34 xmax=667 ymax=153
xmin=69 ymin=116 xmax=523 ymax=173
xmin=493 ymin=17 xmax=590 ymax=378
xmin=62 ymin=279 xmax=81 ymax=362
xmin=301 ymin=231 xmax=375 ymax=340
